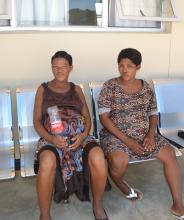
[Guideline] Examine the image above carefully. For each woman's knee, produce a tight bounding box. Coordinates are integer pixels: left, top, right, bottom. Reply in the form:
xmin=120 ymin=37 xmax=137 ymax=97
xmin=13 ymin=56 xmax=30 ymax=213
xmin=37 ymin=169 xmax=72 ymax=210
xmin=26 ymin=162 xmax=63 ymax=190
xmin=108 ymin=151 xmax=129 ymax=175
xmin=88 ymin=147 xmax=106 ymax=168
xmin=39 ymin=150 xmax=57 ymax=172
xmin=88 ymin=147 xmax=105 ymax=167
xmin=157 ymin=146 xmax=176 ymax=162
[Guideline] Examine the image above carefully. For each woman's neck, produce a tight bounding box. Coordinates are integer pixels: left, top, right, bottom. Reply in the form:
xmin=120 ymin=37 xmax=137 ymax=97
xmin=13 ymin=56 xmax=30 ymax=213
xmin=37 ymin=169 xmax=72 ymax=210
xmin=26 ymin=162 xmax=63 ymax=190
xmin=51 ymin=79 xmax=69 ymax=87
xmin=118 ymin=77 xmax=137 ymax=86
xmin=49 ymin=79 xmax=70 ymax=93
xmin=118 ymin=77 xmax=142 ymax=94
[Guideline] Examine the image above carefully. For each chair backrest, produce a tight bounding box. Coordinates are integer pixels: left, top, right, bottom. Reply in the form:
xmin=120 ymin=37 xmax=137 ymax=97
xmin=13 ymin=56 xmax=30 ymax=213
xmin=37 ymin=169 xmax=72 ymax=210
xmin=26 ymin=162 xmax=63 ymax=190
xmin=89 ymin=82 xmax=104 ymax=139
xmin=16 ymin=87 xmax=38 ymax=177
xmin=153 ymin=79 xmax=184 ymax=148
xmin=0 ymin=89 xmax=15 ymax=180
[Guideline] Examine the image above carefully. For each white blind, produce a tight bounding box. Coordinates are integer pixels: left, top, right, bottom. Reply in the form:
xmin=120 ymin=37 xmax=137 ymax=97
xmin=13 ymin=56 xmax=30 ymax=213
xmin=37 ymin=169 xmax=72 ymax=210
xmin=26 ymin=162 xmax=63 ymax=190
xmin=0 ymin=0 xmax=11 ymax=21
xmin=0 ymin=0 xmax=7 ymax=15
xmin=16 ymin=0 xmax=66 ymax=26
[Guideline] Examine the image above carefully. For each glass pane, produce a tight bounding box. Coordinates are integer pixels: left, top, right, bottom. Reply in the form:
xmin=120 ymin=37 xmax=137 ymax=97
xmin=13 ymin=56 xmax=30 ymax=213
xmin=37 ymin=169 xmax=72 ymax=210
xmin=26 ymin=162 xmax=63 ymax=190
xmin=95 ymin=0 xmax=103 ymax=26
xmin=16 ymin=0 xmax=102 ymax=27
xmin=109 ymin=0 xmax=176 ymax=28
xmin=116 ymin=0 xmax=175 ymax=18
xmin=116 ymin=0 xmax=162 ymax=17
xmin=69 ymin=0 xmax=98 ymax=26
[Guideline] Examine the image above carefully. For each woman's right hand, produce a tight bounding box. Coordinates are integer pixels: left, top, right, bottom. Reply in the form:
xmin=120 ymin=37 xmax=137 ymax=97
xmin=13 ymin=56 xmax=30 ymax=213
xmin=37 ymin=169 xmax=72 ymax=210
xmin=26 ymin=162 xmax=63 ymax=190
xmin=51 ymin=136 xmax=68 ymax=149
xmin=127 ymin=138 xmax=145 ymax=155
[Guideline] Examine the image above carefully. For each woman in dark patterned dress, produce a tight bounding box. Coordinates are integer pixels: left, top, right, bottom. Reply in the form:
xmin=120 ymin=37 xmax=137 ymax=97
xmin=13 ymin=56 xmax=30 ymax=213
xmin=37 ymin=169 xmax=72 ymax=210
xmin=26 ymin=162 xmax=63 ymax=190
xmin=34 ymin=51 xmax=108 ymax=220
xmin=98 ymin=48 xmax=184 ymax=219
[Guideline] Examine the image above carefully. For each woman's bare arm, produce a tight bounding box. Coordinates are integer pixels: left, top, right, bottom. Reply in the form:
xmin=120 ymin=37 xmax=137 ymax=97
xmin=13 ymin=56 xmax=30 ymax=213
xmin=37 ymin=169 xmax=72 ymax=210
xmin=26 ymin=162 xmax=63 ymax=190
xmin=33 ymin=85 xmax=53 ymax=143
xmin=75 ymin=85 xmax=91 ymax=137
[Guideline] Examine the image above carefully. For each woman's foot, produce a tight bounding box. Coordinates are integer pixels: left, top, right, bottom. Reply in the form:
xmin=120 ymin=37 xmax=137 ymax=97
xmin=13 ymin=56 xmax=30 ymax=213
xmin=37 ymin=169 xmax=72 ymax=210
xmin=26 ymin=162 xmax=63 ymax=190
xmin=121 ymin=181 xmax=143 ymax=201
xmin=171 ymin=205 xmax=184 ymax=219
xmin=39 ymin=215 xmax=52 ymax=220
xmin=125 ymin=187 xmax=143 ymax=201
xmin=93 ymin=204 xmax=109 ymax=220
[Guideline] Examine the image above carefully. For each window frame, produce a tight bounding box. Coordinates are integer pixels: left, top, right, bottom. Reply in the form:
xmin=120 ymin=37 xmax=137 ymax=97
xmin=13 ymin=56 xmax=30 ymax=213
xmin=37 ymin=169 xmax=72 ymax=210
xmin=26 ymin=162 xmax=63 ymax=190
xmin=0 ymin=0 xmax=180 ymax=33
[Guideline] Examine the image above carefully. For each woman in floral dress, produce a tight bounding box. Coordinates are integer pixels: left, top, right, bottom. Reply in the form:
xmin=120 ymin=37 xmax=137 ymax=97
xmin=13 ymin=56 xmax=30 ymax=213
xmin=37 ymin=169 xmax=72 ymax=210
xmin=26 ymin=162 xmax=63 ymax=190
xmin=98 ymin=48 xmax=184 ymax=219
xmin=34 ymin=51 xmax=108 ymax=220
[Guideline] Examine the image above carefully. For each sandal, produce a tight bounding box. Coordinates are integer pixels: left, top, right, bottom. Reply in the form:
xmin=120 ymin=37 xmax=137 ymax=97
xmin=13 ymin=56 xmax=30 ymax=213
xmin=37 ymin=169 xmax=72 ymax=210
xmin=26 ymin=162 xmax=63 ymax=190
xmin=122 ymin=181 xmax=143 ymax=201
xmin=125 ymin=187 xmax=143 ymax=201
xmin=171 ymin=211 xmax=184 ymax=219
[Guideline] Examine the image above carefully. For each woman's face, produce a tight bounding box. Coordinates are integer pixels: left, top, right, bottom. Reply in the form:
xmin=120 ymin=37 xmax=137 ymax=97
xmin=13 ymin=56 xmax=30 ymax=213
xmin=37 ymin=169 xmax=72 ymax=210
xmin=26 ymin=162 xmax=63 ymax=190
xmin=118 ymin=58 xmax=140 ymax=82
xmin=52 ymin=58 xmax=73 ymax=82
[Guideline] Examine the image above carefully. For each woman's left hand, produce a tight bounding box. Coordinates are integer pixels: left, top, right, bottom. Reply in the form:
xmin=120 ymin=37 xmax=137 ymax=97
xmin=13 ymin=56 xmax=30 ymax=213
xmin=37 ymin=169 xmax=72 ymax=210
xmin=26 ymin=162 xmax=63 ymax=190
xmin=69 ymin=133 xmax=86 ymax=151
xmin=143 ymin=134 xmax=155 ymax=152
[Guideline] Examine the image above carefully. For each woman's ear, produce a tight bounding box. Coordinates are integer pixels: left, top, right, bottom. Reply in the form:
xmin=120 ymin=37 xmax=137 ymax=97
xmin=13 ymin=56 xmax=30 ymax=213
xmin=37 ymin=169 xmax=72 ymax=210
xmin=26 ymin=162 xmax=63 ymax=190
xmin=136 ymin=64 xmax=141 ymax=70
xmin=70 ymin=65 xmax=73 ymax=71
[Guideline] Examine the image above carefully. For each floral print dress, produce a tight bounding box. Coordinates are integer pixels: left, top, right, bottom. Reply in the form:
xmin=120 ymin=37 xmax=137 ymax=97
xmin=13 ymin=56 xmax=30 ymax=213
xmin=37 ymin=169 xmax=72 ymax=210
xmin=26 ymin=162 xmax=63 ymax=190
xmin=98 ymin=78 xmax=170 ymax=160
xmin=35 ymin=82 xmax=96 ymax=202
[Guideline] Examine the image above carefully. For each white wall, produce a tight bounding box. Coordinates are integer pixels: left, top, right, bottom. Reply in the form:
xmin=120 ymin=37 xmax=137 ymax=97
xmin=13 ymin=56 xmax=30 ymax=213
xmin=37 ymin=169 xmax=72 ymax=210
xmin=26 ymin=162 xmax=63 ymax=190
xmin=0 ymin=0 xmax=184 ymax=158
xmin=0 ymin=1 xmax=184 ymax=87
xmin=0 ymin=33 xmax=174 ymax=87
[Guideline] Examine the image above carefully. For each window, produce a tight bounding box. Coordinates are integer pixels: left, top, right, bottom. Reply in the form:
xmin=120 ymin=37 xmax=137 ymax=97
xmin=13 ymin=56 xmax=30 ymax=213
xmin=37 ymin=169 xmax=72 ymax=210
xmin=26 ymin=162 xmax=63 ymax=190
xmin=0 ymin=0 xmax=180 ymax=32
xmin=16 ymin=0 xmax=99 ymax=27
xmin=109 ymin=0 xmax=179 ymax=29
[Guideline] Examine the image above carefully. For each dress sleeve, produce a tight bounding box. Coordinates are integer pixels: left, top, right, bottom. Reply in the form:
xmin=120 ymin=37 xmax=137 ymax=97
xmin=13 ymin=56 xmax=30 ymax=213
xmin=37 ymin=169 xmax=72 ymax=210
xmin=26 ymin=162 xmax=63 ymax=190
xmin=147 ymin=86 xmax=158 ymax=117
xmin=98 ymin=81 xmax=112 ymax=115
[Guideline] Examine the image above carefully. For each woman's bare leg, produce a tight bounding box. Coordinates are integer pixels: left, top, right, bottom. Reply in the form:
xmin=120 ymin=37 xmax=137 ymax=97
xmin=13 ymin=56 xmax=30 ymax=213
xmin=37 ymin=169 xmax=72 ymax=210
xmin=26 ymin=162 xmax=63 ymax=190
xmin=37 ymin=150 xmax=56 ymax=220
xmin=108 ymin=151 xmax=130 ymax=194
xmin=88 ymin=147 xmax=108 ymax=219
xmin=107 ymin=151 xmax=142 ymax=200
xmin=157 ymin=146 xmax=184 ymax=216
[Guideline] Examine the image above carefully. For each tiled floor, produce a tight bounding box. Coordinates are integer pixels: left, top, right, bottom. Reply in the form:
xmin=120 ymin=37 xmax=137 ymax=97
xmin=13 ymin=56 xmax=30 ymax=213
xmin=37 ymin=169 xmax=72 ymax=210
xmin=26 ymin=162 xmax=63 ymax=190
xmin=0 ymin=152 xmax=184 ymax=220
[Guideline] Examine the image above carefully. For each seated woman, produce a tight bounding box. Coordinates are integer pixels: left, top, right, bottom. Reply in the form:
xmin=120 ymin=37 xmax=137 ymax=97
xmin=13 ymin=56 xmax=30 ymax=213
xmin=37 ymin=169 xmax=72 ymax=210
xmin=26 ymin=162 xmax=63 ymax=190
xmin=33 ymin=51 xmax=108 ymax=220
xmin=98 ymin=48 xmax=184 ymax=219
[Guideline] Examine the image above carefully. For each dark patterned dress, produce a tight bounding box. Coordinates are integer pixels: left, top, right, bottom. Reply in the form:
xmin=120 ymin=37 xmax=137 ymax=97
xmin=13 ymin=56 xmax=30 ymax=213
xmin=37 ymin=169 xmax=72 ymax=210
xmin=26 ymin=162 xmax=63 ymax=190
xmin=34 ymin=82 xmax=98 ymax=202
xmin=98 ymin=78 xmax=170 ymax=160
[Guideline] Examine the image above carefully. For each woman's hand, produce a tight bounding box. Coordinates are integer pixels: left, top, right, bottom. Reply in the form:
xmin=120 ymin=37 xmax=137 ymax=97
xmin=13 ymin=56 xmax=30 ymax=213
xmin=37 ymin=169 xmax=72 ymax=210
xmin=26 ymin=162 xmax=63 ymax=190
xmin=143 ymin=133 xmax=155 ymax=152
xmin=52 ymin=136 xmax=68 ymax=149
xmin=69 ymin=133 xmax=87 ymax=151
xmin=127 ymin=138 xmax=145 ymax=155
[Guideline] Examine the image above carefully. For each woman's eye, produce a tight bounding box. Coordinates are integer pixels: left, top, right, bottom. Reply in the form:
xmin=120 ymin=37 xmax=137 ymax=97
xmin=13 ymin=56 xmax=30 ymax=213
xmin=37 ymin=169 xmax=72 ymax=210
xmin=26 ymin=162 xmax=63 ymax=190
xmin=127 ymin=65 xmax=133 ymax=68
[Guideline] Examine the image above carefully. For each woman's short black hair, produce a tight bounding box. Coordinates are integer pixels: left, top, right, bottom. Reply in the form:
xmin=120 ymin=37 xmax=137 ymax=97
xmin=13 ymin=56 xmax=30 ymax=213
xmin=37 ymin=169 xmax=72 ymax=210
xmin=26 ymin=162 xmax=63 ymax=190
xmin=117 ymin=48 xmax=142 ymax=66
xmin=51 ymin=51 xmax=73 ymax=66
